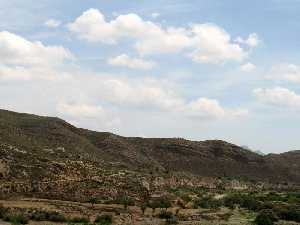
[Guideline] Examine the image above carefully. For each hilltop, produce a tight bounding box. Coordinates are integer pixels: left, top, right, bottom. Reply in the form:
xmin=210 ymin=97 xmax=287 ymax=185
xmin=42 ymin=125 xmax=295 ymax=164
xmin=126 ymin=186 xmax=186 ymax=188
xmin=0 ymin=109 xmax=300 ymax=201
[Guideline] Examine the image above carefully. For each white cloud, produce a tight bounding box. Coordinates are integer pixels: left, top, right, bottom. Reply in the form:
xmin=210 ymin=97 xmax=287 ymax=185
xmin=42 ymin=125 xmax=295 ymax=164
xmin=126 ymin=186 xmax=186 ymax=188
xmin=0 ymin=31 xmax=247 ymax=132
xmin=107 ymin=54 xmax=156 ymax=70
xmin=0 ymin=65 xmax=71 ymax=81
xmin=0 ymin=31 xmax=73 ymax=67
xmin=266 ymin=63 xmax=300 ymax=83
xmin=188 ymin=24 xmax=247 ymax=64
xmin=56 ymin=102 xmax=121 ymax=129
xmin=44 ymin=19 xmax=61 ymax=28
xmin=0 ymin=31 xmax=74 ymax=81
xmin=95 ymin=77 xmax=247 ymax=119
xmin=99 ymin=78 xmax=184 ymax=110
xmin=57 ymin=102 xmax=105 ymax=118
xmin=240 ymin=62 xmax=256 ymax=72
xmin=68 ymin=9 xmax=258 ymax=64
xmin=254 ymin=87 xmax=300 ymax=110
xmin=236 ymin=33 xmax=260 ymax=48
xmin=183 ymin=98 xmax=226 ymax=119
xmin=151 ymin=12 xmax=160 ymax=19
xmin=183 ymin=97 xmax=248 ymax=119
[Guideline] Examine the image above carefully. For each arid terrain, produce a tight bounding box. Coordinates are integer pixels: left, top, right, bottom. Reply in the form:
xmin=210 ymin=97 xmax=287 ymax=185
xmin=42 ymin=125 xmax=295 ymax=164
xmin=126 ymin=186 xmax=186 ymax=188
xmin=0 ymin=109 xmax=300 ymax=225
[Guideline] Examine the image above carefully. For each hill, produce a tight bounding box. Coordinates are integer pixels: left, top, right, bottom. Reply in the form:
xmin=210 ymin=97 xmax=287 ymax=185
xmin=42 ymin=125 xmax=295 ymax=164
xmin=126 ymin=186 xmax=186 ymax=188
xmin=0 ymin=109 xmax=299 ymax=201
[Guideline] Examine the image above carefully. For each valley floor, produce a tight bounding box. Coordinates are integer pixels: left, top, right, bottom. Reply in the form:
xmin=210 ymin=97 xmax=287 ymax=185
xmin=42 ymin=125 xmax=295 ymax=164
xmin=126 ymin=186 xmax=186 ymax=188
xmin=1 ymin=198 xmax=299 ymax=225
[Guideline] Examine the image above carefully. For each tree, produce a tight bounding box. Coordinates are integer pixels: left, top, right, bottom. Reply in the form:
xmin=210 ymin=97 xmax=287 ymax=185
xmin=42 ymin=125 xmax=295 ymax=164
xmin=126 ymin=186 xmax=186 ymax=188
xmin=119 ymin=195 xmax=134 ymax=210
xmin=254 ymin=210 xmax=278 ymax=225
xmin=88 ymin=197 xmax=98 ymax=208
xmin=140 ymin=202 xmax=147 ymax=215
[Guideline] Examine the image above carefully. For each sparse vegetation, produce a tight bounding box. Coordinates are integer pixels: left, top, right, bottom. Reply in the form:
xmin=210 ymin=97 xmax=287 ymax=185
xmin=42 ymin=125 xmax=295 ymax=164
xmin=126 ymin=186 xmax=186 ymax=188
xmin=193 ymin=196 xmax=222 ymax=209
xmin=47 ymin=211 xmax=67 ymax=222
xmin=254 ymin=210 xmax=278 ymax=225
xmin=149 ymin=196 xmax=172 ymax=211
xmin=70 ymin=216 xmax=90 ymax=224
xmin=94 ymin=214 xmax=112 ymax=225
xmin=0 ymin=204 xmax=6 ymax=219
xmin=0 ymin=109 xmax=300 ymax=225
xmin=88 ymin=197 xmax=98 ymax=208
xmin=3 ymin=214 xmax=29 ymax=225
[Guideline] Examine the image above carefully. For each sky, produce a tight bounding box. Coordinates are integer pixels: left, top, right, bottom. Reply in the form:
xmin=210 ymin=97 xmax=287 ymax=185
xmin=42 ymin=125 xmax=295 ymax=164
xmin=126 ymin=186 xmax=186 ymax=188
xmin=1 ymin=0 xmax=300 ymax=153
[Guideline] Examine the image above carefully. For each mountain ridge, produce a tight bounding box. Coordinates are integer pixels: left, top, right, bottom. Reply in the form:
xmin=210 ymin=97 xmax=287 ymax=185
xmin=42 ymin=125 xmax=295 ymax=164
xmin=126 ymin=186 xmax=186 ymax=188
xmin=1 ymin=108 xmax=300 ymax=201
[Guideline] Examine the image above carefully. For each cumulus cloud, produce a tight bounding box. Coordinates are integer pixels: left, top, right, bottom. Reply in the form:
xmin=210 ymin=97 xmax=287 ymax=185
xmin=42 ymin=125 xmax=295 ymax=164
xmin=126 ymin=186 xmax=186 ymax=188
xmin=98 ymin=78 xmax=184 ymax=110
xmin=266 ymin=63 xmax=300 ymax=83
xmin=236 ymin=33 xmax=260 ymax=48
xmin=254 ymin=87 xmax=300 ymax=110
xmin=44 ymin=19 xmax=61 ymax=28
xmin=151 ymin=12 xmax=160 ymax=19
xmin=68 ymin=9 xmax=258 ymax=64
xmin=188 ymin=24 xmax=247 ymax=64
xmin=0 ymin=31 xmax=74 ymax=81
xmin=93 ymin=77 xmax=248 ymax=119
xmin=0 ymin=30 xmax=248 ymax=133
xmin=0 ymin=65 xmax=71 ymax=81
xmin=107 ymin=54 xmax=156 ymax=70
xmin=240 ymin=62 xmax=256 ymax=72
xmin=56 ymin=102 xmax=121 ymax=129
xmin=57 ymin=102 xmax=106 ymax=118
xmin=0 ymin=31 xmax=73 ymax=67
xmin=183 ymin=98 xmax=248 ymax=119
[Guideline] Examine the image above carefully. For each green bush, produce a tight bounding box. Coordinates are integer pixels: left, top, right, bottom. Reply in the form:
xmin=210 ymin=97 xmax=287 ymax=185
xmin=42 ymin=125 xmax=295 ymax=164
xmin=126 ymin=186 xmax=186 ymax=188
xmin=159 ymin=210 xmax=173 ymax=219
xmin=224 ymin=193 xmax=261 ymax=211
xmin=94 ymin=214 xmax=112 ymax=225
xmin=165 ymin=215 xmax=177 ymax=225
xmin=0 ymin=204 xmax=7 ymax=219
xmin=47 ymin=211 xmax=67 ymax=222
xmin=113 ymin=195 xmax=135 ymax=209
xmin=149 ymin=197 xmax=172 ymax=210
xmin=194 ymin=196 xmax=222 ymax=209
xmin=70 ymin=216 xmax=90 ymax=224
xmin=254 ymin=210 xmax=278 ymax=225
xmin=279 ymin=208 xmax=300 ymax=222
xmin=88 ymin=197 xmax=98 ymax=206
xmin=3 ymin=214 xmax=29 ymax=225
xmin=29 ymin=210 xmax=48 ymax=221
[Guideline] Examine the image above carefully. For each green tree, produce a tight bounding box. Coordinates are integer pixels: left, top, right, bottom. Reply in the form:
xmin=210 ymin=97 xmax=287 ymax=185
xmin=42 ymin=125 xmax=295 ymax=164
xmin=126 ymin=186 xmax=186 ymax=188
xmin=88 ymin=197 xmax=98 ymax=208
xmin=254 ymin=210 xmax=278 ymax=225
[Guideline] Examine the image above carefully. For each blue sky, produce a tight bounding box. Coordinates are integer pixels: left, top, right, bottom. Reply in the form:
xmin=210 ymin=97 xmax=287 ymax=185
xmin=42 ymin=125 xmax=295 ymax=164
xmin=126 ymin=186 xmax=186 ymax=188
xmin=1 ymin=0 xmax=300 ymax=153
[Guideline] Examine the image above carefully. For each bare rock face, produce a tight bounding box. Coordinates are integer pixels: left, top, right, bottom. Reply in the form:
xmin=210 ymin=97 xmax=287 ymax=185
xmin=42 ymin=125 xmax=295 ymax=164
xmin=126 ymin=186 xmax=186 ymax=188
xmin=0 ymin=108 xmax=300 ymax=201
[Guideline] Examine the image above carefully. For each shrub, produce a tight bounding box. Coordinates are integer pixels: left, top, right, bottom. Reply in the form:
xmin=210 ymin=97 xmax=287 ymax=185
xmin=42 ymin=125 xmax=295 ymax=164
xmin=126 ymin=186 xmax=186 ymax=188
xmin=194 ymin=196 xmax=222 ymax=209
xmin=140 ymin=202 xmax=147 ymax=214
xmin=159 ymin=210 xmax=173 ymax=219
xmin=218 ymin=212 xmax=233 ymax=221
xmin=149 ymin=197 xmax=172 ymax=210
xmin=88 ymin=197 xmax=98 ymax=207
xmin=3 ymin=214 xmax=29 ymax=225
xmin=255 ymin=214 xmax=273 ymax=225
xmin=29 ymin=210 xmax=48 ymax=221
xmin=0 ymin=204 xmax=7 ymax=219
xmin=254 ymin=210 xmax=278 ymax=225
xmin=114 ymin=195 xmax=135 ymax=209
xmin=70 ymin=216 xmax=90 ymax=224
xmin=224 ymin=193 xmax=261 ymax=211
xmin=279 ymin=208 xmax=300 ymax=222
xmin=47 ymin=211 xmax=67 ymax=222
xmin=165 ymin=215 xmax=177 ymax=225
xmin=241 ymin=196 xmax=261 ymax=211
xmin=94 ymin=214 xmax=112 ymax=225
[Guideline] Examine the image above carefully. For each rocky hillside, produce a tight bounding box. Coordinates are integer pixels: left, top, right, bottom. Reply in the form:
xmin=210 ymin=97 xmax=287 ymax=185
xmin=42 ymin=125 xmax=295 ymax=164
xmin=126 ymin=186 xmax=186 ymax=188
xmin=0 ymin=109 xmax=299 ymax=201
